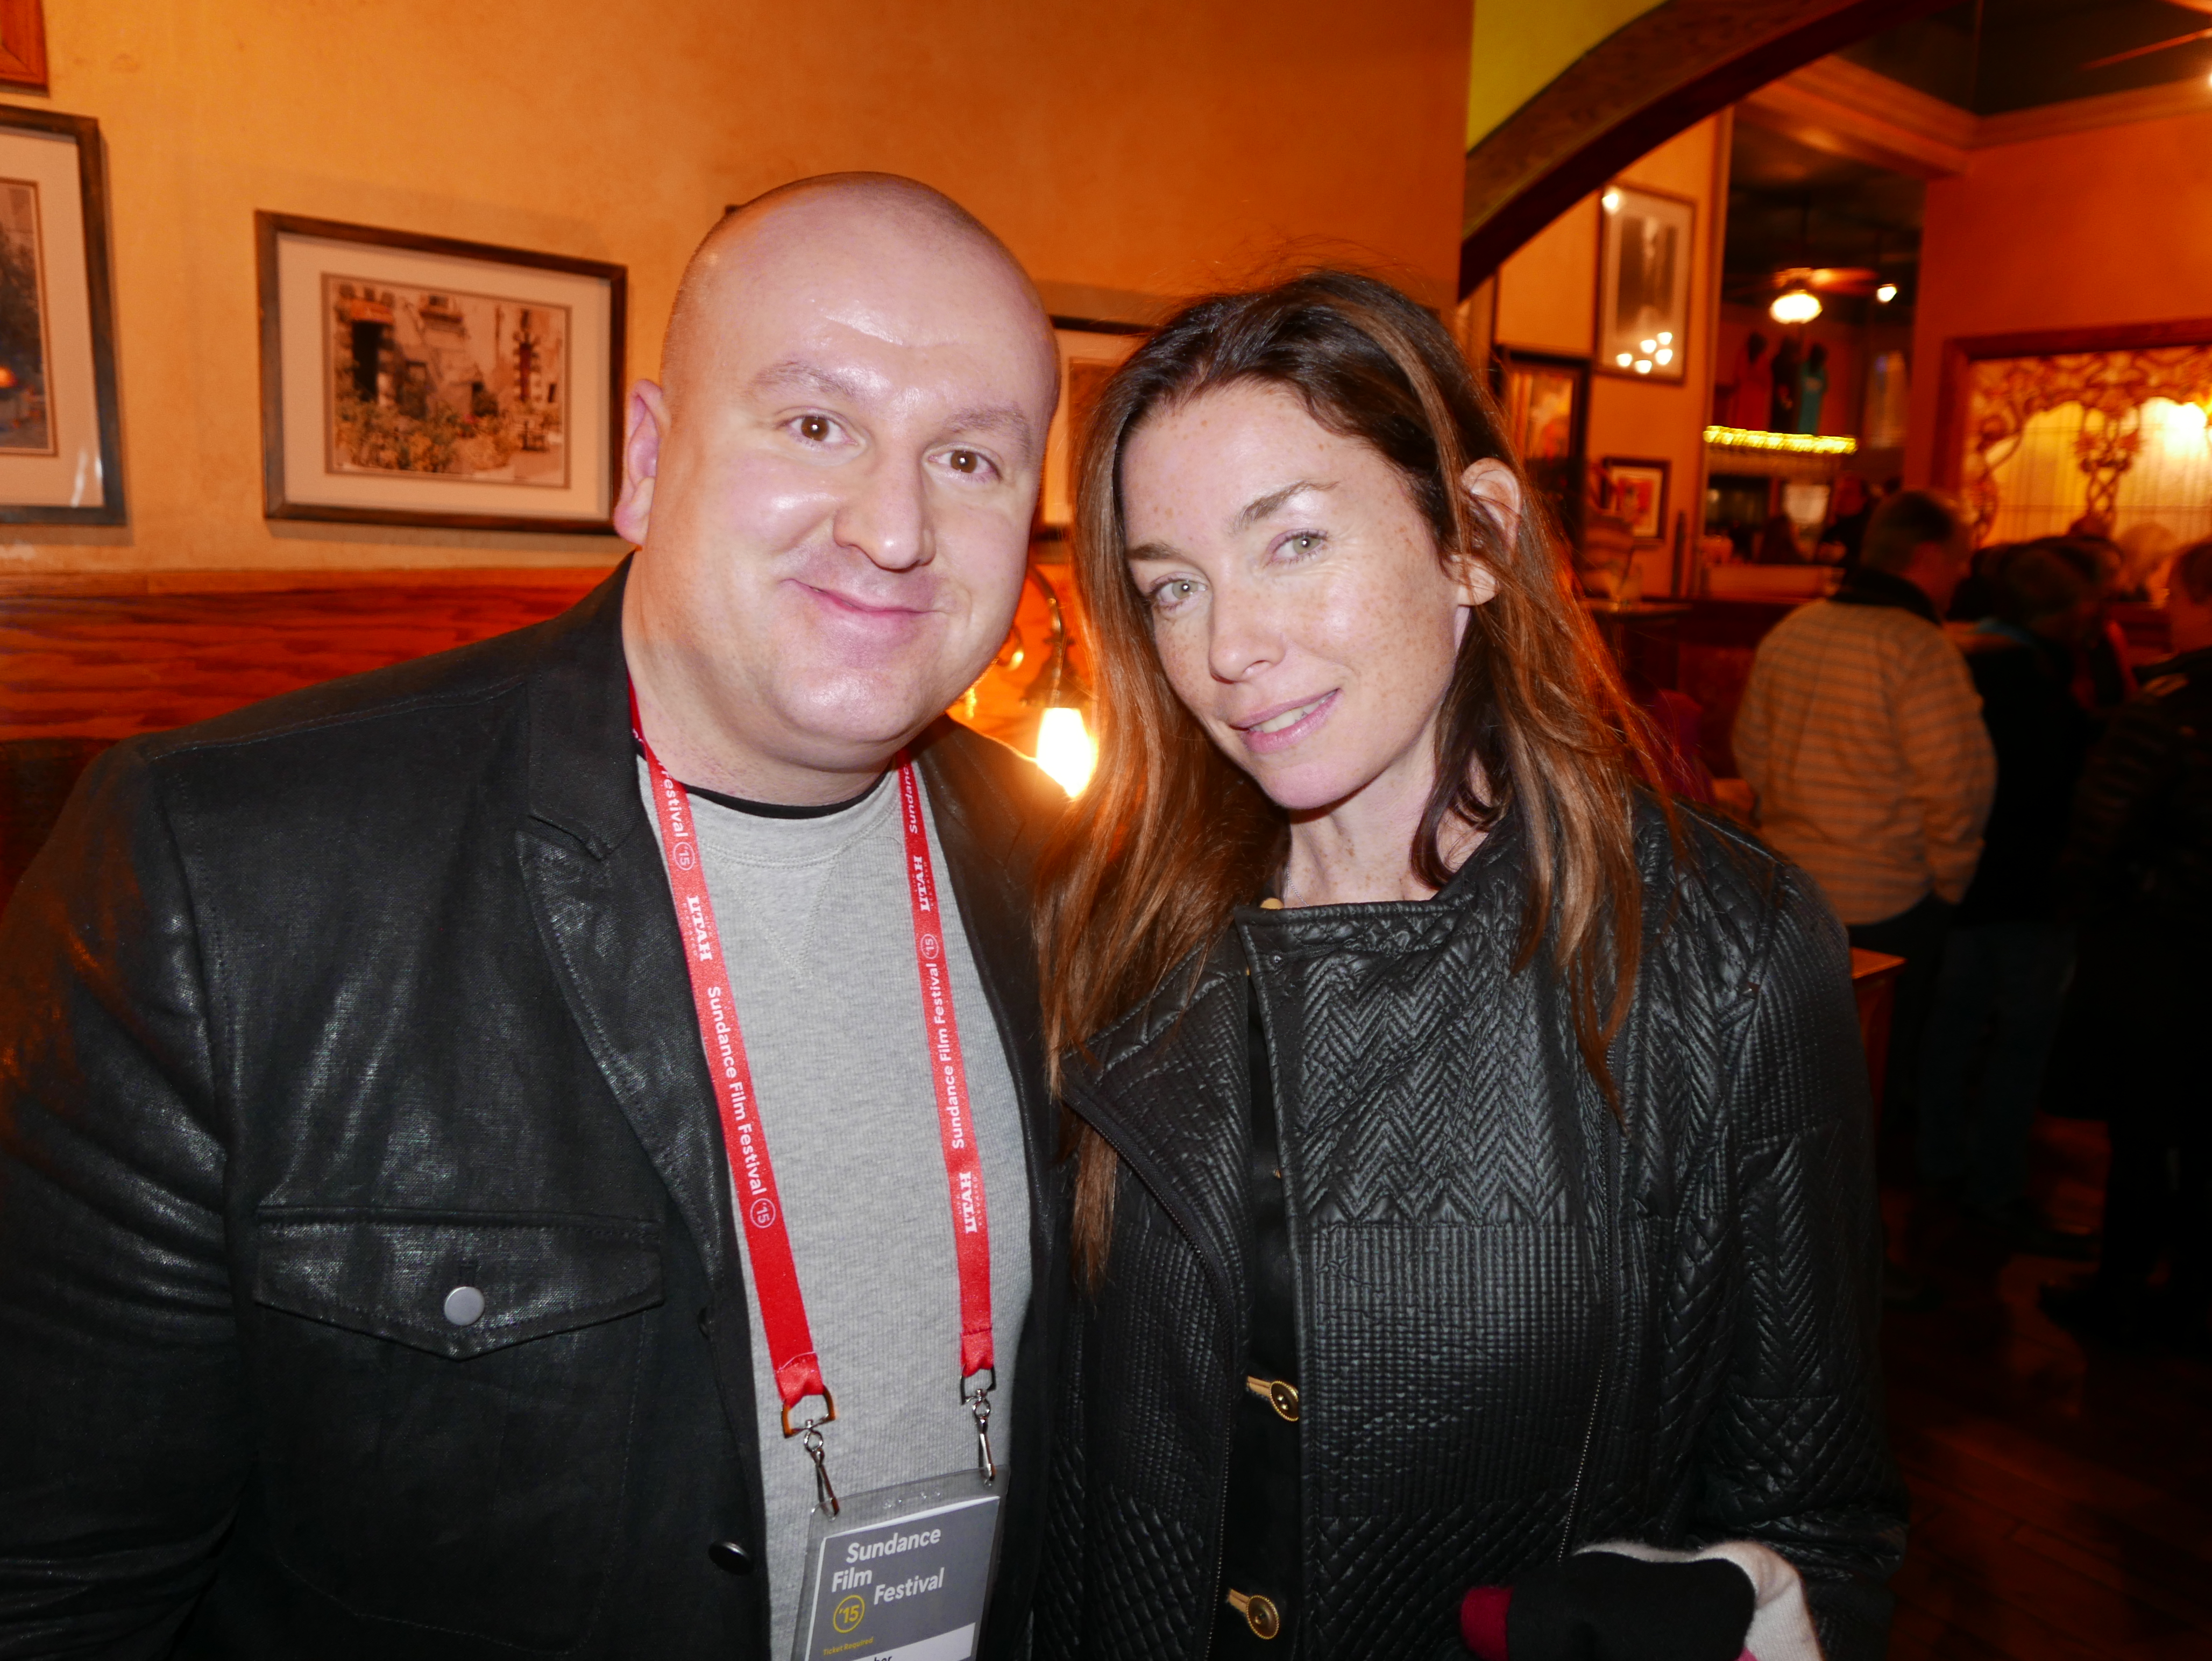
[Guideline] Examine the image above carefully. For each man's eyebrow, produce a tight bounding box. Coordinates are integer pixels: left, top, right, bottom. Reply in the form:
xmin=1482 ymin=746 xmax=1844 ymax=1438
xmin=1234 ymin=479 xmax=1334 ymax=530
xmin=748 ymin=363 xmax=1036 ymax=458
xmin=943 ymin=404 xmax=1037 ymax=457
xmin=749 ymin=359 xmax=870 ymax=402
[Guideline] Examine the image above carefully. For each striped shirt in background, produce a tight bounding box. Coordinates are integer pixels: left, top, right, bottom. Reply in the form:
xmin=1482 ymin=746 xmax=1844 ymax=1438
xmin=1733 ymin=595 xmax=1997 ymax=927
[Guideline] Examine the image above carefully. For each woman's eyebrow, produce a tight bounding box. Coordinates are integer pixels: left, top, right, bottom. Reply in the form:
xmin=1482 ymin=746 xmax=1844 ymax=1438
xmin=1232 ymin=479 xmax=1334 ymax=531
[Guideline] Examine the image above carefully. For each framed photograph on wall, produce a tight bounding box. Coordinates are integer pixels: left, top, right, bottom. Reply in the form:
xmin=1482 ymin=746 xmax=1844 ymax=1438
xmin=1494 ymin=346 xmax=1589 ymax=548
xmin=0 ymin=0 xmax=48 ymax=91
xmin=0 ymin=108 xmax=124 ymax=524
xmin=257 ymin=213 xmax=625 ymax=532
xmin=1599 ymin=455 xmax=1670 ymax=540
xmin=1041 ymin=321 xmax=1142 ymax=529
xmin=1596 ymin=182 xmax=1694 ymax=384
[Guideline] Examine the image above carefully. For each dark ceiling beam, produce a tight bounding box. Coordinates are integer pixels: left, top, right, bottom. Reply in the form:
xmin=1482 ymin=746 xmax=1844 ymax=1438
xmin=1459 ymin=0 xmax=1956 ymax=299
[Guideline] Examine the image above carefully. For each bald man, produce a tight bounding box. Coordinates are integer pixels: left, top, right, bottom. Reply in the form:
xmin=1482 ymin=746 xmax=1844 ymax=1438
xmin=0 ymin=176 xmax=1070 ymax=1659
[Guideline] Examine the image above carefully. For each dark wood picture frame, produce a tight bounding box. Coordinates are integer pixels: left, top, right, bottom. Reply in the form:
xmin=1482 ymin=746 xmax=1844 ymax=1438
xmin=0 ymin=0 xmax=48 ymax=93
xmin=255 ymin=212 xmax=627 ymax=533
xmin=1600 ymin=455 xmax=1670 ymax=540
xmin=1593 ymin=180 xmax=1696 ymax=385
xmin=1493 ymin=345 xmax=1591 ymax=549
xmin=0 ymin=106 xmax=125 ymax=526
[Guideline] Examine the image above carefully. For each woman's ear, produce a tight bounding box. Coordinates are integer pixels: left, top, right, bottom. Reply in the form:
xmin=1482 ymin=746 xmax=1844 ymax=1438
xmin=1454 ymin=458 xmax=1521 ymax=607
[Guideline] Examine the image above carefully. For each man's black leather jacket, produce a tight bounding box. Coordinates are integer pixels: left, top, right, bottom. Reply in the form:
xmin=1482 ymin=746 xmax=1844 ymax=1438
xmin=1036 ymin=808 xmax=1906 ymax=1661
xmin=0 ymin=566 xmax=1069 ymax=1659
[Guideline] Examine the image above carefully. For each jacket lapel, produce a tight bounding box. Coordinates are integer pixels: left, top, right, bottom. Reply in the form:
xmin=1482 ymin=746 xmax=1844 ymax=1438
xmin=1061 ymin=948 xmax=1253 ymax=1321
xmin=510 ymin=563 xmax=745 ymax=1365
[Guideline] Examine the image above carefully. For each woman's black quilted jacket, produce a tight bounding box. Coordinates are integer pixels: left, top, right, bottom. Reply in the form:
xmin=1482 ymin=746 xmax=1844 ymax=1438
xmin=1034 ymin=806 xmax=1906 ymax=1661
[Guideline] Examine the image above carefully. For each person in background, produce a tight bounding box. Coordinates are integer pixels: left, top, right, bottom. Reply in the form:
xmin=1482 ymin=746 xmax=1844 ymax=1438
xmin=1918 ymin=543 xmax=2100 ymax=1257
xmin=1733 ymin=489 xmax=1995 ymax=1127
xmin=1770 ymin=334 xmax=1802 ymax=434
xmin=2040 ymin=538 xmax=2212 ymax=1354
xmin=1797 ymin=340 xmax=1830 ymax=434
xmin=1820 ymin=472 xmax=1873 ymax=566
xmin=2052 ymin=538 xmax=2139 ymax=715
xmin=1756 ymin=512 xmax=1805 ymax=565
xmin=1720 ymin=330 xmax=1773 ymax=429
xmin=2116 ymin=522 xmax=2180 ymax=603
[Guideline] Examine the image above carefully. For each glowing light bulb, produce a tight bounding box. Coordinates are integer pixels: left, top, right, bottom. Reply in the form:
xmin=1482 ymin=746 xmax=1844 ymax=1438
xmin=1640 ymin=339 xmax=1657 ymax=353
xmin=1875 ymin=283 xmax=1898 ymax=304
xmin=1769 ymin=287 xmax=1821 ymax=325
xmin=1654 ymin=347 xmax=1674 ymax=366
xmin=1656 ymin=331 xmax=1672 ymax=345
xmin=1601 ymin=189 xmax=1622 ymax=214
xmin=1034 ymin=706 xmax=1095 ymax=796
xmin=2160 ymin=400 xmax=2209 ymax=441
xmin=1615 ymin=352 xmax=1633 ymax=367
xmin=1634 ymin=359 xmax=1653 ymax=374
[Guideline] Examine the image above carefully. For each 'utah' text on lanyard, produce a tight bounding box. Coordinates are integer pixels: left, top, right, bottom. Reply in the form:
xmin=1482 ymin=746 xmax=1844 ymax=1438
xmin=633 ymin=697 xmax=997 ymax=1512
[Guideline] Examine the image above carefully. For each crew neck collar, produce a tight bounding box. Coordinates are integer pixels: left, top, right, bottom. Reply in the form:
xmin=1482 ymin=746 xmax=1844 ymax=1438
xmin=683 ymin=772 xmax=888 ymax=820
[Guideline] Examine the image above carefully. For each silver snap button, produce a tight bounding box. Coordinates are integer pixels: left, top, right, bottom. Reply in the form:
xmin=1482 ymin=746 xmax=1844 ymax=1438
xmin=442 ymin=1285 xmax=486 ymax=1326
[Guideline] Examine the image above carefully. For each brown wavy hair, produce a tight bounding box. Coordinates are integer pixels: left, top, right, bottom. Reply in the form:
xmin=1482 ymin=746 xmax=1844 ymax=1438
xmin=1037 ymin=271 xmax=1674 ymax=1288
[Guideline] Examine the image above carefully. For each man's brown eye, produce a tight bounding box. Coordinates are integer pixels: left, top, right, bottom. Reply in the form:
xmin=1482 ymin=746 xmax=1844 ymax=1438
xmin=949 ymin=450 xmax=979 ymax=473
xmin=798 ymin=416 xmax=831 ymax=442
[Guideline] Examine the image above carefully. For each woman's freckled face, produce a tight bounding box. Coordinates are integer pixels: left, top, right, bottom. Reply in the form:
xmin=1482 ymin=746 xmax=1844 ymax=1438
xmin=1119 ymin=381 xmax=1486 ymax=814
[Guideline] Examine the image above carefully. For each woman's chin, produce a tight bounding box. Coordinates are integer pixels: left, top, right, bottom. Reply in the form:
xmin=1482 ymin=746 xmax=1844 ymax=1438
xmin=1243 ymin=757 xmax=1366 ymax=815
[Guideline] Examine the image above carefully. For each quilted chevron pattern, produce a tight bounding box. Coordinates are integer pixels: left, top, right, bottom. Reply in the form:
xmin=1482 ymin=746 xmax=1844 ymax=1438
xmin=1039 ymin=806 xmax=1907 ymax=1661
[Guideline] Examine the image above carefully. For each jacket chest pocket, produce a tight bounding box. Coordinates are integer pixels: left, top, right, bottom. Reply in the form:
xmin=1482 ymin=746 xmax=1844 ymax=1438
xmin=249 ymin=1208 xmax=665 ymax=1650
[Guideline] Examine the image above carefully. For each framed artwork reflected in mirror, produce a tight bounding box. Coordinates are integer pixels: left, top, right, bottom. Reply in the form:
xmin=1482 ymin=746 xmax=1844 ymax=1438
xmin=1596 ymin=182 xmax=1694 ymax=385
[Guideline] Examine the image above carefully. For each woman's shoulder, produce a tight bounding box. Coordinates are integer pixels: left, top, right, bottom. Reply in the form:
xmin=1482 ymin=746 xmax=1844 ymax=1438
xmin=1633 ymin=796 xmax=1843 ymax=978
xmin=1060 ymin=934 xmax=1245 ymax=1097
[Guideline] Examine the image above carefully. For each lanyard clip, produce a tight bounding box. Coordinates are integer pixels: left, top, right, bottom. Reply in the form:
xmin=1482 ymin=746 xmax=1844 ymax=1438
xmin=962 ymin=1367 xmax=998 ymax=1484
xmin=783 ymin=1392 xmax=840 ymax=1516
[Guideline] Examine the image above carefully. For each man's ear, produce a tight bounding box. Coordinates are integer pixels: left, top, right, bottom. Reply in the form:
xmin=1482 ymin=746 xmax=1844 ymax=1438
xmin=612 ymin=379 xmax=670 ymax=547
xmin=1455 ymin=458 xmax=1521 ymax=606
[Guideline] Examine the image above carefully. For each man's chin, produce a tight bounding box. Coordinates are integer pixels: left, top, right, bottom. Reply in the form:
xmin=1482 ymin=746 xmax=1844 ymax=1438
xmin=769 ymin=679 xmax=963 ymax=765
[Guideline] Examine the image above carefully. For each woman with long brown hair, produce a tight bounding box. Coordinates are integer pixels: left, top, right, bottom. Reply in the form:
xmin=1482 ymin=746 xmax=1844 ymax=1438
xmin=1032 ymin=274 xmax=1903 ymax=1661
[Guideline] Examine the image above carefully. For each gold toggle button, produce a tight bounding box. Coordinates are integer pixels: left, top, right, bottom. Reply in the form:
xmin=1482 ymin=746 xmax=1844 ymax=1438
xmin=1226 ymin=1589 xmax=1281 ymax=1639
xmin=1245 ymin=1375 xmax=1300 ymax=1422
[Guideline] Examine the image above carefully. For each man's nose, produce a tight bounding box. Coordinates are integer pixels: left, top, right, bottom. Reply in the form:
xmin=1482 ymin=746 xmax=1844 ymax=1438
xmin=832 ymin=452 xmax=932 ymax=572
xmin=1206 ymin=581 xmax=1282 ymax=684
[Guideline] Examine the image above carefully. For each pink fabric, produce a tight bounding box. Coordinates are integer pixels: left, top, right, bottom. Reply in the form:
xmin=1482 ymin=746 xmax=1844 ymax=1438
xmin=1459 ymin=1585 xmax=1513 ymax=1660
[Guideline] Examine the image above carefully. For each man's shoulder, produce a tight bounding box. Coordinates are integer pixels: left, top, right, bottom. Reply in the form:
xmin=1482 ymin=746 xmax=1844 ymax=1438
xmin=109 ymin=576 xmax=619 ymax=833
xmin=914 ymin=719 xmax=1068 ymax=861
xmin=144 ymin=615 xmax=561 ymax=766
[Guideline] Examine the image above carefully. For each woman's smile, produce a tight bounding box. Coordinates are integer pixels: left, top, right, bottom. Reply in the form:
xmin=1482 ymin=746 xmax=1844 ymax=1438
xmin=1233 ymin=689 xmax=1338 ymax=751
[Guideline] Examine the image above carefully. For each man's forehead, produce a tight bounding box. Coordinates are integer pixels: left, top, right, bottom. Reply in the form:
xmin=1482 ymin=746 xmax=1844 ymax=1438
xmin=687 ymin=263 xmax=1054 ymax=414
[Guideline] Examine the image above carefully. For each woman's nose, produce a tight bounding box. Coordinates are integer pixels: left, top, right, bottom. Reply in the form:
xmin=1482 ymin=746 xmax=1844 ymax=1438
xmin=1206 ymin=584 xmax=1282 ymax=683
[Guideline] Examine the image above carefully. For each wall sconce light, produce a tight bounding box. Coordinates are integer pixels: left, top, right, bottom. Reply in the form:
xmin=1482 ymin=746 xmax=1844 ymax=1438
xmin=1875 ymin=283 xmax=1898 ymax=304
xmin=1022 ymin=566 xmax=1095 ymax=796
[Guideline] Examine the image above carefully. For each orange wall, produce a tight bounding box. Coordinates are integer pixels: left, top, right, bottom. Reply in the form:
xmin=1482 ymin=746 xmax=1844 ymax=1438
xmin=1907 ymin=108 xmax=2212 ymax=486
xmin=8 ymin=0 xmax=1469 ymax=576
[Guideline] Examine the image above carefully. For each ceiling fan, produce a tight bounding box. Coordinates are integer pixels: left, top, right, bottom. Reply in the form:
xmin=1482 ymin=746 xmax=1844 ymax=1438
xmin=1739 ymin=265 xmax=1894 ymax=324
xmin=2081 ymin=0 xmax=2212 ymax=72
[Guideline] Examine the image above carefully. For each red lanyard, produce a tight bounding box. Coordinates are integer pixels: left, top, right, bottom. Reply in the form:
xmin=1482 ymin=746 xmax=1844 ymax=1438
xmin=633 ymin=696 xmax=996 ymax=1504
